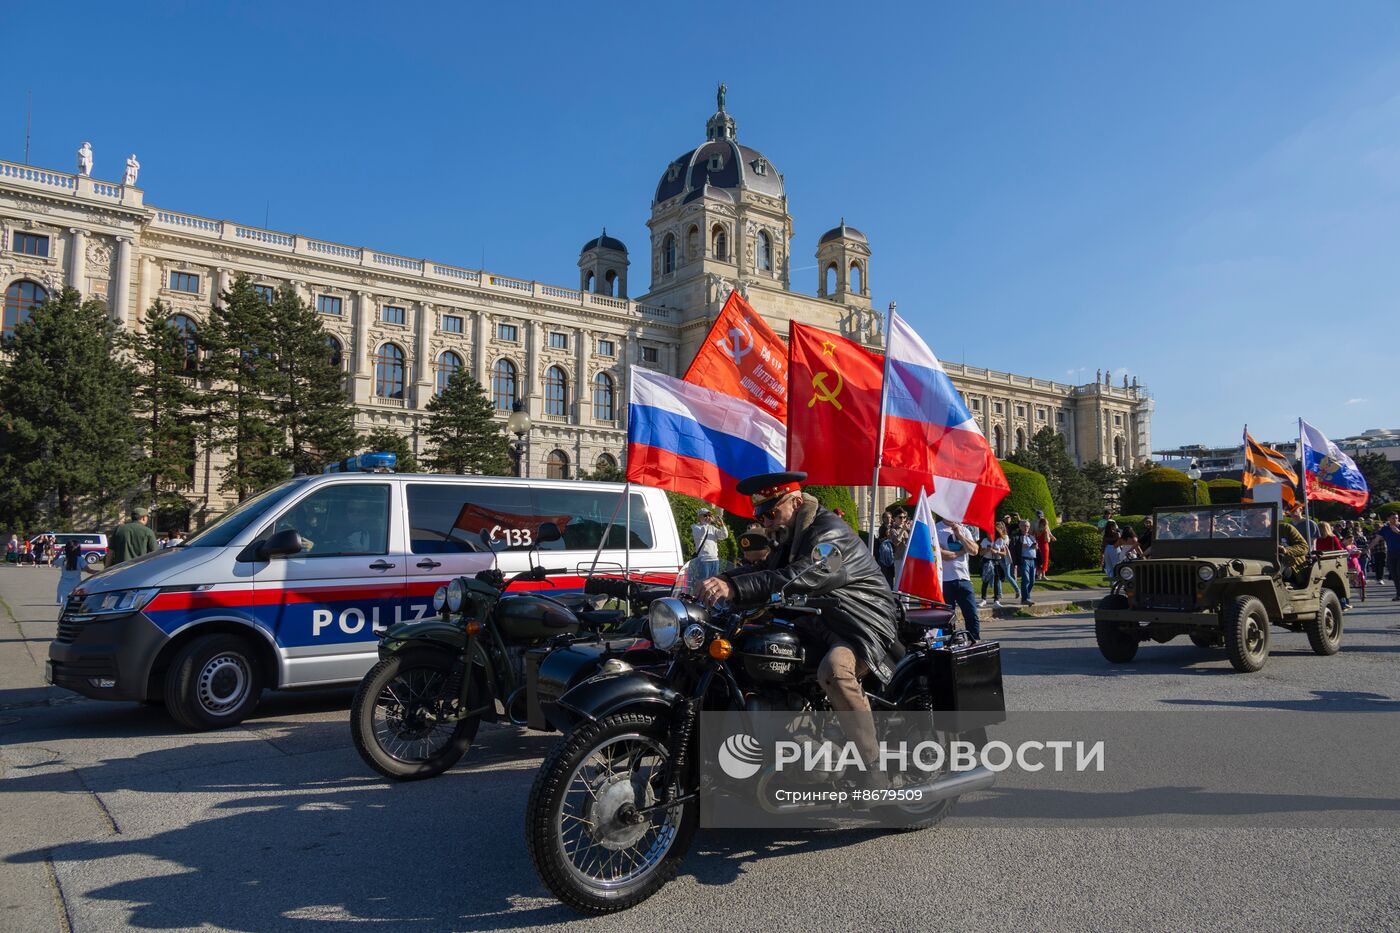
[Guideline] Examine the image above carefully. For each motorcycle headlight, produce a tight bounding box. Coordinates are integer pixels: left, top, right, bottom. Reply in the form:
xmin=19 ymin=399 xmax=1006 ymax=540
xmin=432 ymin=586 xmax=448 ymax=613
xmin=74 ymin=587 xmax=161 ymax=617
xmin=446 ymin=578 xmax=466 ymax=613
xmin=682 ymin=623 xmax=706 ymax=651
xmin=1118 ymin=565 xmax=1135 ymax=582
xmin=1198 ymin=565 xmax=1215 ymax=582
xmin=648 ymin=598 xmax=686 ymax=651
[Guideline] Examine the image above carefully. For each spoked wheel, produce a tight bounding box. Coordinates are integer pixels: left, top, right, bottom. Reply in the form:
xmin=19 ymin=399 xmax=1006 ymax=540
xmin=526 ymin=712 xmax=696 ymax=915
xmin=350 ymin=650 xmax=479 ymax=781
xmin=880 ymin=695 xmax=957 ymax=831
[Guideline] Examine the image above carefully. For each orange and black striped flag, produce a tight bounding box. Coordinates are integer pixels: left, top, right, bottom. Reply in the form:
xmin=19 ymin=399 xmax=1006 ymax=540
xmin=1242 ymin=430 xmax=1298 ymax=507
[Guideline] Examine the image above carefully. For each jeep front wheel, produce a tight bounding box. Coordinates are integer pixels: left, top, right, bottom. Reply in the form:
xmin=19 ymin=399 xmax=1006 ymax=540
xmin=1094 ymin=595 xmax=1139 ymax=663
xmin=1222 ymin=595 xmax=1270 ymax=673
xmin=1304 ymin=589 xmax=1343 ymax=656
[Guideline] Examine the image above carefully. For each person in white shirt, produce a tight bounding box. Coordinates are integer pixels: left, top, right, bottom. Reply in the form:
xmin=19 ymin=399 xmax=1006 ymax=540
xmin=979 ymin=521 xmax=1011 ymax=608
xmin=937 ymin=518 xmax=982 ymax=641
xmin=690 ymin=508 xmax=729 ymax=583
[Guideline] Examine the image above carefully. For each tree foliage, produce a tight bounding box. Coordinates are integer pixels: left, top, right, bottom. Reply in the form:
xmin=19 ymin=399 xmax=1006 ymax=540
xmin=126 ymin=300 xmax=202 ymax=516
xmin=1080 ymin=460 xmax=1124 ymax=512
xmin=1048 ymin=522 xmax=1102 ymax=573
xmin=266 ymin=285 xmax=357 ymax=475
xmin=1122 ymin=467 xmax=1211 ymax=514
xmin=1007 ymin=427 xmax=1101 ymax=521
xmin=0 ymin=287 xmax=140 ymax=529
xmin=361 ymin=426 xmax=419 ymax=474
xmin=421 ymin=371 xmax=510 ymax=475
xmin=994 ymin=460 xmax=1058 ymax=531
xmin=1356 ymin=451 xmax=1399 ymax=505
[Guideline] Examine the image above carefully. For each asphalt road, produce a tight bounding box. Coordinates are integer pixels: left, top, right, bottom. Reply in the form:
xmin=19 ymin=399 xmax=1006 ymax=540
xmin=3 ymin=565 xmax=1399 ymax=932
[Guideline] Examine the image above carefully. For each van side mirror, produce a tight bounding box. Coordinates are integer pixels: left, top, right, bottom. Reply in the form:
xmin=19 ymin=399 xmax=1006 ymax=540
xmin=258 ymin=529 xmax=304 ymax=561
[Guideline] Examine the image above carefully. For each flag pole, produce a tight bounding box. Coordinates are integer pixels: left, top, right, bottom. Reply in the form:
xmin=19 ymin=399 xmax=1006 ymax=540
xmin=867 ymin=301 xmax=897 ymax=554
xmin=1298 ymin=417 xmax=1312 ymax=547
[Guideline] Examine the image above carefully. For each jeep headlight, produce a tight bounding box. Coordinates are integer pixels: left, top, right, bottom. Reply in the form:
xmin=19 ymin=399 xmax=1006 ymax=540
xmin=1118 ymin=565 xmax=1135 ymax=582
xmin=648 ymin=598 xmax=685 ymax=651
xmin=432 ymin=586 xmax=448 ymax=613
xmin=1198 ymin=565 xmax=1215 ymax=582
xmin=74 ymin=587 xmax=161 ymax=617
xmin=446 ymin=578 xmax=466 ymax=613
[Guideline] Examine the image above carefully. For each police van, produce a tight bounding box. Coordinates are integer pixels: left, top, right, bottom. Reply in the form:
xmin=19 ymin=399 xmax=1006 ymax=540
xmin=47 ymin=457 xmax=683 ymax=729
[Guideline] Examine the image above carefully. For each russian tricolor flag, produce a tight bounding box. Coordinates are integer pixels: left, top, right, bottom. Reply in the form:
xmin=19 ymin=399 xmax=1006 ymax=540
xmin=880 ymin=313 xmax=1009 ymax=533
xmin=896 ymin=488 xmax=944 ymax=603
xmin=627 ymin=368 xmax=786 ymax=517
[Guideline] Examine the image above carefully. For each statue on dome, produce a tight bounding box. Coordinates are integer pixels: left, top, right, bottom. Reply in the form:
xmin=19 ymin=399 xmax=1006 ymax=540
xmin=717 ymin=81 xmax=727 ymax=112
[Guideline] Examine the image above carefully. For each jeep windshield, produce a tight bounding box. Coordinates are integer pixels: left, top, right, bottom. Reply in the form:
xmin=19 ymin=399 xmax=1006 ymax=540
xmin=181 ymin=478 xmax=313 ymax=548
xmin=1151 ymin=503 xmax=1279 ymax=561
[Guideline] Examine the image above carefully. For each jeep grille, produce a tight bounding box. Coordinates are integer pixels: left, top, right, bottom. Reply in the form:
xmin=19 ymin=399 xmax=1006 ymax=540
xmin=1135 ymin=563 xmax=1198 ymax=610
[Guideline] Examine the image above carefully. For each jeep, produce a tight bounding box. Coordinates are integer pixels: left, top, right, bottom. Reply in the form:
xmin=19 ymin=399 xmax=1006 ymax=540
xmin=1093 ymin=502 xmax=1349 ymax=672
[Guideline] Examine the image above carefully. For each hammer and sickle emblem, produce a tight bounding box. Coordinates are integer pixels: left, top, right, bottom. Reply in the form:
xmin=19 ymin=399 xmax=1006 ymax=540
xmin=716 ymin=320 xmax=753 ymax=367
xmin=809 ymin=370 xmax=844 ymax=410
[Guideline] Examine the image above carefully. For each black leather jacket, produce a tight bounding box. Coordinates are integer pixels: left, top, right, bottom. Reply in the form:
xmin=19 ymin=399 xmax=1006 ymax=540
xmin=723 ymin=498 xmax=899 ymax=682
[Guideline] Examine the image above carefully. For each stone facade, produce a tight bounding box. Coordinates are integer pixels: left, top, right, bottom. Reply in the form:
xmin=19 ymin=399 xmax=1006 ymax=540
xmin=0 ymin=99 xmax=1151 ymax=522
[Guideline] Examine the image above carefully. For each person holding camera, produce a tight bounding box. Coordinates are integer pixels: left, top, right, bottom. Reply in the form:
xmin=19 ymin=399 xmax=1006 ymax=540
xmin=690 ymin=507 xmax=729 ymax=583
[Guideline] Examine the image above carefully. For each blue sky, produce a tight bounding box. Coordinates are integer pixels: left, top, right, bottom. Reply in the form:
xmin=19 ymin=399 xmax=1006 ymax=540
xmin=6 ymin=1 xmax=1399 ymax=449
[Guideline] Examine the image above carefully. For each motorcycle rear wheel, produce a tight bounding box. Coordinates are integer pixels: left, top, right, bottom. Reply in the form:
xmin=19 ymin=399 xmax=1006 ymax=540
xmin=525 ymin=712 xmax=697 ymax=915
xmin=350 ymin=650 xmax=480 ymax=781
xmin=878 ymin=694 xmax=958 ymax=831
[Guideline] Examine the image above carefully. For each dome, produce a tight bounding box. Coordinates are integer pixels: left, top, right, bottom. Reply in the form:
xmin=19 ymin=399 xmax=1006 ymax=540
xmin=654 ymin=98 xmax=785 ymax=204
xmin=819 ymin=219 xmax=867 ymax=245
xmin=582 ymin=228 xmax=627 ymax=253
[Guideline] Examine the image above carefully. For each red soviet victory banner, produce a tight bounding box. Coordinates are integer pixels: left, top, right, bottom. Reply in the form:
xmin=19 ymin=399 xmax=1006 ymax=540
xmin=682 ymin=290 xmax=789 ymax=421
xmin=787 ymin=322 xmax=884 ymax=485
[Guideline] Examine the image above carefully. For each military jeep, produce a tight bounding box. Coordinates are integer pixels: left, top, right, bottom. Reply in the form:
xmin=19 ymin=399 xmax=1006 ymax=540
xmin=1093 ymin=502 xmax=1349 ymax=673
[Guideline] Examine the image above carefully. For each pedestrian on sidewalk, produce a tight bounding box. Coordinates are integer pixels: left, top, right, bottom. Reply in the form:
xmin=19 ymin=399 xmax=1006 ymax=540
xmin=979 ymin=521 xmax=1011 ymax=608
xmin=1369 ymin=528 xmax=1387 ymax=582
xmin=1374 ymin=513 xmax=1400 ymax=601
xmin=1343 ymin=533 xmax=1366 ymax=604
xmin=1012 ymin=519 xmax=1039 ymax=606
xmin=1035 ymin=517 xmax=1055 ymax=580
xmin=53 ymin=538 xmax=83 ymax=611
xmin=108 ymin=507 xmax=158 ymax=566
xmin=1140 ymin=516 xmax=1155 ymax=557
xmin=1117 ymin=528 xmax=1144 ymax=563
xmin=1102 ymin=520 xmax=1121 ymax=580
xmin=4 ymin=533 xmax=17 ymax=564
xmin=936 ymin=517 xmax=982 ymax=641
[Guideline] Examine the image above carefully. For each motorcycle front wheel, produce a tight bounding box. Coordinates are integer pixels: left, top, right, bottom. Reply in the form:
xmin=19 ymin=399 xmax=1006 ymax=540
xmin=349 ymin=649 xmax=480 ymax=781
xmin=525 ymin=712 xmax=697 ymax=914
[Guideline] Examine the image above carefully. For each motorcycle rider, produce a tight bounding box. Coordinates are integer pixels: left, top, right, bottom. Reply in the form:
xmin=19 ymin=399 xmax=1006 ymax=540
xmin=698 ymin=471 xmax=898 ymax=773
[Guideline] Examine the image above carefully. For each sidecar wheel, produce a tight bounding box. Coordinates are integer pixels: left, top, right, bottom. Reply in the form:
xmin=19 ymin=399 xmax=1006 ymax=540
xmin=350 ymin=650 xmax=479 ymax=781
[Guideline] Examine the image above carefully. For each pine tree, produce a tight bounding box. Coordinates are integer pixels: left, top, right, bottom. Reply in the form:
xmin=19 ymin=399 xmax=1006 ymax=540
xmin=266 ymin=285 xmax=356 ymax=475
xmin=421 ymin=372 xmax=510 ymax=475
xmin=0 ymin=287 xmax=140 ymax=529
xmin=200 ymin=274 xmax=286 ymax=501
xmin=360 ymin=426 xmax=420 ymax=473
xmin=1010 ymin=427 xmax=1103 ymax=521
xmin=127 ymin=300 xmax=202 ymax=517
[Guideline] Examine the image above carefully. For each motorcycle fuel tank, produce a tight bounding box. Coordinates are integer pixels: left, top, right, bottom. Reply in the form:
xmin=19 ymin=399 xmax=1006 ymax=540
xmin=736 ymin=624 xmax=808 ymax=685
xmin=493 ymin=593 xmax=580 ymax=641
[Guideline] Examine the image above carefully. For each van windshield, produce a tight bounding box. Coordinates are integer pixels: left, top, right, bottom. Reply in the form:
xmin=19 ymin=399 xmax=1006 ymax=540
xmin=182 ymin=479 xmax=312 ymax=548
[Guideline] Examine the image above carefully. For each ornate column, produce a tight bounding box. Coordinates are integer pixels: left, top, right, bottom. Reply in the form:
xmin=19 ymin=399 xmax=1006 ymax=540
xmin=525 ymin=320 xmax=540 ymax=415
xmin=474 ymin=309 xmax=491 ymax=382
xmin=574 ymin=327 xmax=590 ymax=424
xmin=135 ymin=255 xmax=157 ymax=325
xmin=352 ymin=291 xmax=373 ymax=405
xmin=414 ymin=301 xmax=434 ymax=406
xmin=111 ymin=236 xmax=133 ymax=324
xmin=67 ymin=228 xmax=87 ymax=291
xmin=213 ymin=267 xmax=229 ymax=307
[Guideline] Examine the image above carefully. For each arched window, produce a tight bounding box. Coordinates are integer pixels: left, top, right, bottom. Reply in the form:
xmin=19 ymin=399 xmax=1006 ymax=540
xmin=374 ymin=343 xmax=406 ymax=399
xmin=686 ymin=225 xmax=699 ymax=259
xmin=326 ymin=335 xmax=343 ymax=370
xmin=712 ymin=225 xmax=727 ymax=261
xmin=3 ymin=280 xmax=47 ymax=337
xmin=993 ymin=425 xmax=1004 ymax=458
xmin=850 ymin=261 xmax=863 ymax=293
xmin=171 ymin=314 xmax=199 ymax=375
xmin=757 ymin=231 xmax=772 ymax=272
xmin=604 ymin=270 xmax=618 ymax=297
xmin=545 ymin=365 xmax=568 ymax=416
xmin=595 ymin=453 xmax=618 ymax=475
xmin=547 ymin=449 xmax=570 ymax=480
xmin=824 ymin=263 xmax=838 ymax=295
xmin=583 ymin=270 xmax=595 ymax=293
xmin=1114 ymin=436 xmax=1124 ymax=466
xmin=662 ymin=234 xmax=676 ymax=274
xmin=592 ymin=372 xmax=614 ymax=421
xmin=436 ymin=350 xmax=463 ymax=396
xmin=1016 ymin=428 xmax=1026 ymax=451
xmin=492 ymin=359 xmax=517 ymax=411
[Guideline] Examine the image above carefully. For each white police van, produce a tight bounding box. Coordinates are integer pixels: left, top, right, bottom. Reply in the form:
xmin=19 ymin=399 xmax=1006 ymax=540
xmin=47 ymin=455 xmax=683 ymax=729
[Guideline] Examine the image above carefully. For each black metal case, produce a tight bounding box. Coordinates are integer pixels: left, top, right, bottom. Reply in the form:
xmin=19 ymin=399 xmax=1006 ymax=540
xmin=929 ymin=640 xmax=1005 ymax=716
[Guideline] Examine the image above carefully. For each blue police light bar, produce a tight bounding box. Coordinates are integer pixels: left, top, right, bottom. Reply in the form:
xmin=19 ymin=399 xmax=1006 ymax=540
xmin=323 ymin=452 xmax=398 ymax=474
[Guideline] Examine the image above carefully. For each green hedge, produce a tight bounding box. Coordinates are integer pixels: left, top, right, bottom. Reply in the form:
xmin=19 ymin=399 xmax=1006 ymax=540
xmin=1111 ymin=514 xmax=1148 ymax=532
xmin=1122 ymin=467 xmax=1211 ymax=515
xmin=667 ymin=491 xmax=740 ymax=562
xmin=1377 ymin=502 xmax=1400 ymax=519
xmin=994 ymin=461 xmax=1058 ymax=533
xmin=806 ymin=485 xmax=859 ymax=532
xmin=1207 ymin=478 xmax=1243 ymax=504
xmin=1049 ymin=522 xmax=1102 ymax=573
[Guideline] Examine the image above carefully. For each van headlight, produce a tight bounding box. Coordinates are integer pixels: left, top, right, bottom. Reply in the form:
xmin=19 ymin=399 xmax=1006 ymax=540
xmin=432 ymin=586 xmax=448 ymax=613
xmin=1118 ymin=565 xmax=1134 ymax=582
xmin=649 ymin=598 xmax=686 ymax=651
xmin=1198 ymin=565 xmax=1215 ymax=582
xmin=73 ymin=587 xmax=161 ymax=617
xmin=446 ymin=578 xmax=466 ymax=613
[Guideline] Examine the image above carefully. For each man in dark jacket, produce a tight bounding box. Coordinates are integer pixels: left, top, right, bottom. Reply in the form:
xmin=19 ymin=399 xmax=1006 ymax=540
xmin=699 ymin=472 xmax=898 ymax=765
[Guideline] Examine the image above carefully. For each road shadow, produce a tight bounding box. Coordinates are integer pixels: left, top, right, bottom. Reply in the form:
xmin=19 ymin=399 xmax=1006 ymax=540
xmin=1161 ymin=689 xmax=1400 ymax=712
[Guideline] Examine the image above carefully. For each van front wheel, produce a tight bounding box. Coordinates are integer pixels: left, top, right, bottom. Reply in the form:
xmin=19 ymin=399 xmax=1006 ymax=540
xmin=164 ymin=633 xmax=264 ymax=730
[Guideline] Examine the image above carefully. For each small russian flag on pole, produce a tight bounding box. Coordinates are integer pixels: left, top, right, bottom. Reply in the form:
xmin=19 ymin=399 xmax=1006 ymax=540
xmin=896 ymin=487 xmax=944 ymax=604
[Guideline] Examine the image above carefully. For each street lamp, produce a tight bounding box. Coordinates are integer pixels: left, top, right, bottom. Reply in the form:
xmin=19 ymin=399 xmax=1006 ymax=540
xmin=1187 ymin=462 xmax=1202 ymax=505
xmin=506 ymin=400 xmax=531 ymax=477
